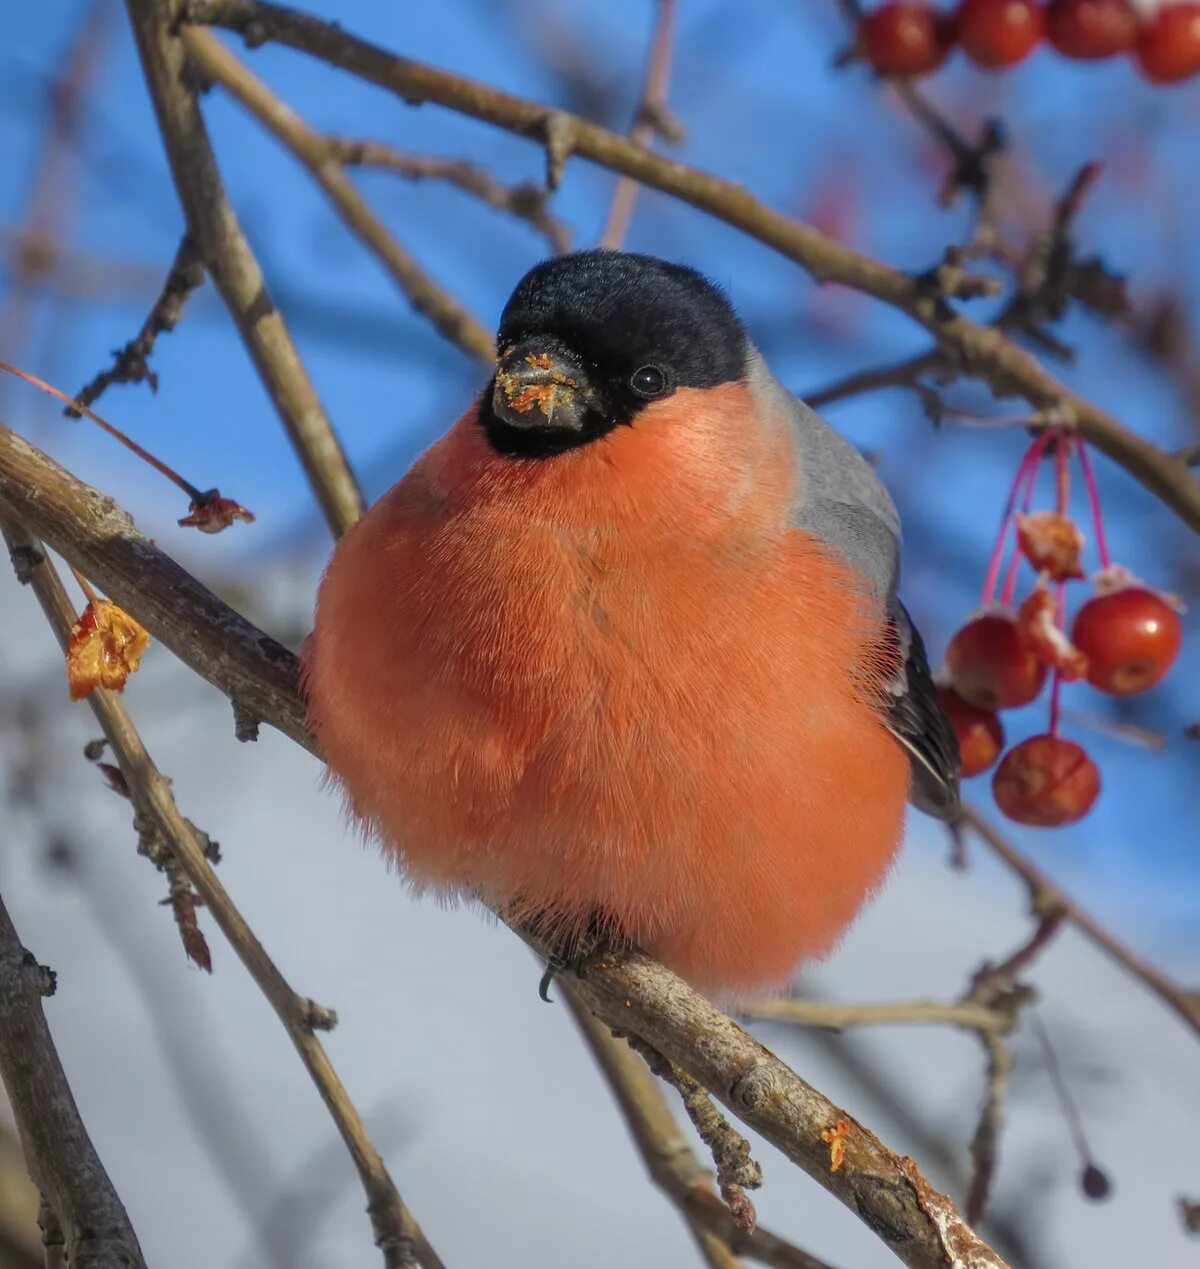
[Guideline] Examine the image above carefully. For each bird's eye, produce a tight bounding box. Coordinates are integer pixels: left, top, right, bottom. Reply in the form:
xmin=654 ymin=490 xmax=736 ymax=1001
xmin=629 ymin=365 xmax=669 ymax=398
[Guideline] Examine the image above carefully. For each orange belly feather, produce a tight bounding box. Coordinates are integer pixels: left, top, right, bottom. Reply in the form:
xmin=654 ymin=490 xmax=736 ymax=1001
xmin=305 ymin=384 xmax=909 ymax=992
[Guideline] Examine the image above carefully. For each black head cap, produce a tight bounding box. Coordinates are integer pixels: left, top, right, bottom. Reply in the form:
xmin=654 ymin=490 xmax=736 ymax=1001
xmin=482 ymin=250 xmax=749 ymax=458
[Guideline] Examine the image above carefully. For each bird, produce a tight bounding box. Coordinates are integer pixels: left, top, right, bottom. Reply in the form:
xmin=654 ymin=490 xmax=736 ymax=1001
xmin=303 ymin=249 xmax=960 ymax=997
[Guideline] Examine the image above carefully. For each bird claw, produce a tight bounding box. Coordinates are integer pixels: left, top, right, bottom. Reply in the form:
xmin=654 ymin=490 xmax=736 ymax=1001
xmin=535 ymin=912 xmax=623 ymax=1003
xmin=538 ymin=957 xmax=564 ymax=1003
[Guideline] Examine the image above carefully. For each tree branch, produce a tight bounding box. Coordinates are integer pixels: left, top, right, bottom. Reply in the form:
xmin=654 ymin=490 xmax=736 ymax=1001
xmin=0 ymin=893 xmax=147 ymax=1269
xmin=0 ymin=510 xmax=440 ymax=1269
xmin=0 ymin=426 xmax=311 ymax=744
xmin=125 ymin=0 xmax=364 ymax=537
xmin=960 ymin=805 xmax=1200 ymax=1041
xmin=599 ymin=0 xmax=680 ymax=250
xmin=181 ymin=27 xmax=495 ymax=363
xmin=566 ymin=991 xmax=834 ymax=1269
xmin=68 ymin=233 xmax=206 ymax=412
xmin=329 ymin=140 xmax=571 ymax=255
xmin=0 ymin=419 xmax=1006 ymax=1269
xmin=739 ymin=997 xmax=1010 ymax=1036
xmin=181 ymin=0 xmax=1200 ymax=534
xmin=802 ymin=350 xmax=948 ymax=413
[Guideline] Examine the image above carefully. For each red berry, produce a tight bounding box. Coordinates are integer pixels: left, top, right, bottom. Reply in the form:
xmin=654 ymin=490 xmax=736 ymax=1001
xmin=1135 ymin=3 xmax=1200 ymax=83
xmin=1045 ymin=0 xmax=1139 ymax=59
xmin=992 ymin=735 xmax=1101 ymax=826
xmin=937 ymin=686 xmax=1006 ymax=776
xmin=957 ymin=0 xmax=1046 ymax=68
xmin=1071 ymin=587 xmax=1182 ymax=695
xmin=859 ymin=3 xmax=956 ymax=75
xmin=946 ymin=613 xmax=1048 ymax=710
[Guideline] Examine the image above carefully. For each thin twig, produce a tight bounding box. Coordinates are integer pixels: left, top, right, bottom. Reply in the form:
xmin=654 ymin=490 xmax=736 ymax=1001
xmin=599 ymin=0 xmax=680 ymax=250
xmin=955 ymin=912 xmax=1065 ymax=1226
xmin=803 ymin=349 xmax=948 ymax=412
xmin=181 ymin=27 xmax=494 ymax=363
xmin=69 ymin=234 xmax=206 ymax=412
xmin=0 ymin=893 xmax=147 ymax=1269
xmin=0 ymin=512 xmax=440 ymax=1269
xmin=0 ymin=0 xmax=111 ymax=378
xmin=961 ymin=803 xmax=1200 ymax=1041
xmin=620 ymin=1031 xmax=763 ymax=1232
xmin=0 ymin=423 xmax=311 ymax=748
xmin=329 ymin=140 xmax=571 ymax=254
xmin=0 ymin=357 xmax=209 ymax=502
xmin=125 ymin=0 xmax=364 ymax=537
xmin=1028 ymin=1010 xmax=1108 ymax=1201
xmin=565 ymin=990 xmax=835 ymax=1269
xmin=740 ymin=996 xmax=1010 ymax=1036
xmin=182 ymin=0 xmax=1200 ymax=534
xmin=0 ymin=420 xmax=1007 ymax=1269
xmin=964 ymin=1035 xmax=1012 ymax=1227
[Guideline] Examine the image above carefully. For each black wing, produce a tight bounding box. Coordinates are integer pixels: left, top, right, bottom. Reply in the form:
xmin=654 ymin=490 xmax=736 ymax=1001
xmin=885 ymin=602 xmax=961 ymax=821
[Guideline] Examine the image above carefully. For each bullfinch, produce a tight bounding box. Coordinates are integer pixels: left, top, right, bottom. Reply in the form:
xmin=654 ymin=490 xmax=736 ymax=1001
xmin=303 ymin=250 xmax=960 ymax=995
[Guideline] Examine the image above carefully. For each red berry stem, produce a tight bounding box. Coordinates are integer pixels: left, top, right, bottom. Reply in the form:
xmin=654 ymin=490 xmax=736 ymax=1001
xmin=1029 ymin=1011 xmax=1111 ymax=1202
xmin=1000 ymin=434 xmax=1052 ymax=605
xmin=1048 ymin=583 xmax=1067 ymax=736
xmin=1054 ymin=431 xmax=1071 ymax=516
xmin=0 ymin=357 xmax=208 ymax=503
xmin=1076 ymin=440 xmax=1112 ymax=569
xmin=983 ymin=430 xmax=1053 ymax=606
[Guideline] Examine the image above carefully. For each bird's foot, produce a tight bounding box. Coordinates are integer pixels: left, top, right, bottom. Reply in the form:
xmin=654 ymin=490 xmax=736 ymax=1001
xmin=532 ymin=911 xmax=626 ymax=1003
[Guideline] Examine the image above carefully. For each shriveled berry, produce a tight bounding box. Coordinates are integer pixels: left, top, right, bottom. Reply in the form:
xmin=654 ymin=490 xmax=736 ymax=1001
xmin=1080 ymin=1164 xmax=1113 ymax=1201
xmin=992 ymin=734 xmax=1100 ymax=826
xmin=859 ymin=3 xmax=956 ymax=75
xmin=937 ymin=686 xmax=1005 ymax=776
xmin=957 ymin=0 xmax=1046 ymax=68
xmin=1045 ymin=0 xmax=1139 ymax=59
xmin=1017 ymin=587 xmax=1089 ymax=681
xmin=946 ymin=613 xmax=1048 ymax=710
xmin=1135 ymin=3 xmax=1200 ymax=83
xmin=1071 ymin=587 xmax=1182 ymax=695
xmin=1015 ymin=510 xmax=1085 ymax=582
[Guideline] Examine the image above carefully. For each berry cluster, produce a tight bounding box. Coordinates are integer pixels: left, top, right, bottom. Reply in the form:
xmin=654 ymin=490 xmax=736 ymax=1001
xmin=938 ymin=433 xmax=1183 ymax=827
xmin=857 ymin=1 xmax=1200 ymax=84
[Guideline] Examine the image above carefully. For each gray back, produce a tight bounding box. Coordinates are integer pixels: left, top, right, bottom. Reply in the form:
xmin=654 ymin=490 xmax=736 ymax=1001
xmin=746 ymin=351 xmax=901 ymax=606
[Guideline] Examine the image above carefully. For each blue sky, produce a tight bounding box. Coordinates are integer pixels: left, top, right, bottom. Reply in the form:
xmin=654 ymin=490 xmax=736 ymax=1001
xmin=3 ymin=0 xmax=1199 ymax=931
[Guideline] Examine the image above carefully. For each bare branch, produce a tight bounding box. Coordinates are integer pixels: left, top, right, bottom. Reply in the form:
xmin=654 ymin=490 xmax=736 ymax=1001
xmin=181 ymin=27 xmax=495 ymax=363
xmin=961 ymin=804 xmax=1200 ymax=1041
xmin=125 ymin=0 xmax=365 ymax=537
xmin=964 ymin=1035 xmax=1012 ymax=1229
xmin=599 ymin=0 xmax=680 ymax=250
xmin=0 ymin=419 xmax=1006 ymax=1269
xmin=182 ymin=0 xmax=1200 ymax=534
xmin=618 ymin=1031 xmax=763 ymax=1231
xmin=956 ymin=913 xmax=1065 ymax=1227
xmin=740 ymin=997 xmax=1010 ymax=1036
xmin=803 ymin=350 xmax=948 ymax=413
xmin=0 ymin=423 xmax=312 ymax=750
xmin=0 ymin=511 xmax=440 ymax=1269
xmin=68 ymin=234 xmax=206 ymax=412
xmin=0 ymin=893 xmax=147 ymax=1269
xmin=566 ymin=992 xmax=835 ymax=1269
xmin=329 ymin=140 xmax=571 ymax=255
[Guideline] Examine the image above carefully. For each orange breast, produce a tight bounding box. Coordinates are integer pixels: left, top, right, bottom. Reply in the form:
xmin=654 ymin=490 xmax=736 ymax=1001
xmin=305 ymin=385 xmax=909 ymax=993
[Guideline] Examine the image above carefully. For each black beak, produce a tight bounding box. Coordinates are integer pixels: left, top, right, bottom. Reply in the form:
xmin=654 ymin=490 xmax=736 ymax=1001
xmin=492 ymin=338 xmax=600 ymax=433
